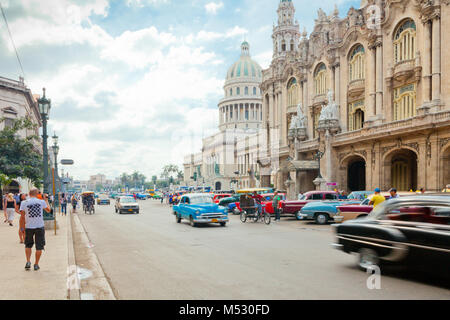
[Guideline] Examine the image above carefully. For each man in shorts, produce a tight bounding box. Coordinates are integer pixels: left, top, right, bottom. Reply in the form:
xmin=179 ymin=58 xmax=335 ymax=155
xmin=19 ymin=188 xmax=51 ymax=271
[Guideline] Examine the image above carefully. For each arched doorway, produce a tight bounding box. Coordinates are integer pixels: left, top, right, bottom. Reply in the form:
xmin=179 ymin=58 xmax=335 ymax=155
xmin=388 ymin=149 xmax=418 ymax=191
xmin=347 ymin=156 xmax=366 ymax=191
xmin=215 ymin=182 xmax=222 ymax=191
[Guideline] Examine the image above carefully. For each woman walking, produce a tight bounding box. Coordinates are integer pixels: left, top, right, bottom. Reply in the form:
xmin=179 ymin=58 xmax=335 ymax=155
xmin=17 ymin=194 xmax=27 ymax=243
xmin=4 ymin=193 xmax=16 ymax=226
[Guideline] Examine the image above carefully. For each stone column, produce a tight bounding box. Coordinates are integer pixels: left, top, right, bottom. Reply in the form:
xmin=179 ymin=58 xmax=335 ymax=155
xmin=422 ymin=20 xmax=432 ymax=106
xmin=368 ymin=46 xmax=376 ymax=119
xmin=335 ymin=63 xmax=340 ymax=107
xmin=376 ymin=42 xmax=383 ymax=115
xmin=431 ymin=17 xmax=441 ymax=104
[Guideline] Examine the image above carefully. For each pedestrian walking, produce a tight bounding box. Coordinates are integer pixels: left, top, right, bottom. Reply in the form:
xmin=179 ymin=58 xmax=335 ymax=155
xmin=17 ymin=194 xmax=27 ymax=243
xmin=4 ymin=193 xmax=17 ymax=226
xmin=272 ymin=191 xmax=282 ymax=222
xmin=369 ymin=188 xmax=385 ymax=208
xmin=389 ymin=188 xmax=399 ymax=199
xmin=60 ymin=193 xmax=67 ymax=216
xmin=71 ymin=194 xmax=78 ymax=213
xmin=19 ymin=188 xmax=51 ymax=271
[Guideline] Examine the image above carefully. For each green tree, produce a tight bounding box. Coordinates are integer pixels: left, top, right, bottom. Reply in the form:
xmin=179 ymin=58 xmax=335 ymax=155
xmin=0 ymin=117 xmax=43 ymax=188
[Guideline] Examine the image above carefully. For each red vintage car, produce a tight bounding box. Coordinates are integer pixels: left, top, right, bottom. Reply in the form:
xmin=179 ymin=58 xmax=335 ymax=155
xmin=278 ymin=191 xmax=340 ymax=216
xmin=334 ymin=198 xmax=374 ymax=223
xmin=213 ymin=194 xmax=232 ymax=204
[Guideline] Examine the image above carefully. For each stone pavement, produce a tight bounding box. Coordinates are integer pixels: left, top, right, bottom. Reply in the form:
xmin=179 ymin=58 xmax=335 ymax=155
xmin=0 ymin=211 xmax=69 ymax=300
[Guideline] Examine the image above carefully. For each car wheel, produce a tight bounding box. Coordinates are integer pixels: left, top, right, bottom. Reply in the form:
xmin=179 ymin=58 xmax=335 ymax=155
xmin=189 ymin=216 xmax=197 ymax=227
xmin=315 ymin=213 xmax=329 ymax=225
xmin=358 ymin=248 xmax=380 ymax=271
xmin=220 ymin=222 xmax=226 ymax=227
xmin=176 ymin=214 xmax=182 ymax=223
xmin=295 ymin=211 xmax=302 ymax=220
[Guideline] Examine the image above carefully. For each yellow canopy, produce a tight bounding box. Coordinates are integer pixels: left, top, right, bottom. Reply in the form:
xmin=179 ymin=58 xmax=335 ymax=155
xmin=236 ymin=188 xmax=272 ymax=194
xmin=81 ymin=191 xmax=95 ymax=195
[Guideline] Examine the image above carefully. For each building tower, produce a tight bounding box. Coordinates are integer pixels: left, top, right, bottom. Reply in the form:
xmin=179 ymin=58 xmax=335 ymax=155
xmin=272 ymin=0 xmax=301 ymax=59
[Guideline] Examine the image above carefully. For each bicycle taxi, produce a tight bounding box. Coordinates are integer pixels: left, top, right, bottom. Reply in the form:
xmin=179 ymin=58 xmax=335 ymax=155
xmin=237 ymin=188 xmax=272 ymax=225
xmin=81 ymin=191 xmax=96 ymax=215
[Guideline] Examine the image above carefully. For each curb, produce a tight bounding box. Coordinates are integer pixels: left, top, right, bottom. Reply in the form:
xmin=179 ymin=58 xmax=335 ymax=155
xmin=72 ymin=212 xmax=117 ymax=300
xmin=67 ymin=210 xmax=80 ymax=300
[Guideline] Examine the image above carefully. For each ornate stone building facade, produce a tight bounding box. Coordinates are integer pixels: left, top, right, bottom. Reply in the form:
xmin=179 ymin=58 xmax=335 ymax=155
xmin=0 ymin=76 xmax=42 ymax=196
xmin=260 ymin=0 xmax=450 ymax=198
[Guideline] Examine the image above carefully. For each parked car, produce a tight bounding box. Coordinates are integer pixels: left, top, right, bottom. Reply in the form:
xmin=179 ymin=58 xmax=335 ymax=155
xmin=136 ymin=193 xmax=147 ymax=200
xmin=261 ymin=193 xmax=286 ymax=214
xmin=334 ymin=198 xmax=374 ymax=223
xmin=347 ymin=191 xmax=374 ymax=200
xmin=97 ymin=194 xmax=111 ymax=205
xmin=332 ymin=195 xmax=450 ymax=275
xmin=213 ymin=193 xmax=232 ymax=204
xmin=218 ymin=196 xmax=240 ymax=213
xmin=278 ymin=191 xmax=340 ymax=217
xmin=299 ymin=199 xmax=361 ymax=224
xmin=173 ymin=193 xmax=229 ymax=227
xmin=115 ymin=196 xmax=140 ymax=214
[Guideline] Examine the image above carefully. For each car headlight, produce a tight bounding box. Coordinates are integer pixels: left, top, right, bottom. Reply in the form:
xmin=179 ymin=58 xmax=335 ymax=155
xmin=196 ymin=210 xmax=200 ymax=214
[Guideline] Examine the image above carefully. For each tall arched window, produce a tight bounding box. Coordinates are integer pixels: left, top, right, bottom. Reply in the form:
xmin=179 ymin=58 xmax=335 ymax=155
xmin=348 ymin=100 xmax=365 ymax=131
xmin=393 ymin=83 xmax=416 ymax=120
xmin=394 ymin=19 xmax=416 ymax=64
xmin=253 ymin=87 xmax=257 ymax=95
xmin=245 ymin=87 xmax=249 ymax=95
xmin=349 ymin=45 xmax=365 ymax=81
xmin=314 ymin=63 xmax=327 ymax=96
xmin=281 ymin=40 xmax=286 ymax=52
xmin=237 ymin=87 xmax=240 ymax=95
xmin=287 ymin=77 xmax=299 ymax=108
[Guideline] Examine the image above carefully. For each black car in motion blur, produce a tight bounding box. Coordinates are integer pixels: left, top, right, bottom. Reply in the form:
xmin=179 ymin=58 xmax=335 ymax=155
xmin=333 ymin=195 xmax=450 ymax=275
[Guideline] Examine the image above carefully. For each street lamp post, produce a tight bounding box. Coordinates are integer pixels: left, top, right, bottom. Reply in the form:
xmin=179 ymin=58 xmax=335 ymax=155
xmin=314 ymin=150 xmax=325 ymax=179
xmin=52 ymin=132 xmax=59 ymax=209
xmin=37 ymin=88 xmax=51 ymax=194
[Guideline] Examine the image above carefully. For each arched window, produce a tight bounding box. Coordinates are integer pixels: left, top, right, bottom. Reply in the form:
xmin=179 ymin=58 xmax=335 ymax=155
xmin=230 ymin=88 xmax=233 ymax=96
xmin=393 ymin=83 xmax=416 ymax=120
xmin=394 ymin=19 xmax=416 ymax=64
xmin=348 ymin=100 xmax=366 ymax=131
xmin=237 ymin=87 xmax=240 ymax=95
xmin=290 ymin=40 xmax=294 ymax=51
xmin=349 ymin=45 xmax=365 ymax=81
xmin=287 ymin=78 xmax=299 ymax=108
xmin=281 ymin=40 xmax=286 ymax=52
xmin=245 ymin=87 xmax=249 ymax=95
xmin=253 ymin=87 xmax=257 ymax=95
xmin=314 ymin=63 xmax=327 ymax=96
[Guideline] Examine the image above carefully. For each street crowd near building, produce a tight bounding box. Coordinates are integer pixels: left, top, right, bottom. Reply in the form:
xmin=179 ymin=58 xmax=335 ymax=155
xmin=184 ymin=0 xmax=450 ymax=200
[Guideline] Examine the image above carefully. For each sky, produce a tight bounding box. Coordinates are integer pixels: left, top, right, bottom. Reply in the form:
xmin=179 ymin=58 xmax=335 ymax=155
xmin=0 ymin=0 xmax=360 ymax=181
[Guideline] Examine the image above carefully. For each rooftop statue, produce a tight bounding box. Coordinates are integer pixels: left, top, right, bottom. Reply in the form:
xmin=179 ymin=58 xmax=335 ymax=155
xmin=319 ymin=90 xmax=339 ymax=121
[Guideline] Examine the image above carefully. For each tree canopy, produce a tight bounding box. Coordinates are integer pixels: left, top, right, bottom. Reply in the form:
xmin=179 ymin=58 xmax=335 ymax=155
xmin=0 ymin=117 xmax=43 ymax=187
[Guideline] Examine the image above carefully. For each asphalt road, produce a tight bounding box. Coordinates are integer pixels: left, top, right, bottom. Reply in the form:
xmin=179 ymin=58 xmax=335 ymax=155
xmin=76 ymin=199 xmax=450 ymax=300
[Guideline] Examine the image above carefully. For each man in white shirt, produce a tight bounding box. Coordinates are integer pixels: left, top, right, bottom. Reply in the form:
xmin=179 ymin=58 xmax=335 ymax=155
xmin=19 ymin=188 xmax=51 ymax=271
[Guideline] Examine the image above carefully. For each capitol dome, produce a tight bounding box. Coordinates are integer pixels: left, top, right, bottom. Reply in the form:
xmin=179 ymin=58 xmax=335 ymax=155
xmin=219 ymin=41 xmax=263 ymax=132
xmin=226 ymin=42 xmax=262 ymax=83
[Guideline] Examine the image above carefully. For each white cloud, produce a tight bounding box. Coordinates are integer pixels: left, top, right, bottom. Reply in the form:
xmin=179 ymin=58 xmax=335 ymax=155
xmin=205 ymin=1 xmax=224 ymax=15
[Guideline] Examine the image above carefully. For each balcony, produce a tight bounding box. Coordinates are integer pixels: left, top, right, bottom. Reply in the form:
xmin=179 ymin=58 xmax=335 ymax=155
xmin=334 ymin=111 xmax=450 ymax=146
xmin=347 ymin=79 xmax=365 ymax=99
xmin=313 ymin=94 xmax=326 ymax=106
xmin=393 ymin=59 xmax=419 ymax=82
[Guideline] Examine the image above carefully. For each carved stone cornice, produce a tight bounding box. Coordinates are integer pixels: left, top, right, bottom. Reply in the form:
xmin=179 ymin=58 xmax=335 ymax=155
xmin=415 ymin=0 xmax=442 ymax=23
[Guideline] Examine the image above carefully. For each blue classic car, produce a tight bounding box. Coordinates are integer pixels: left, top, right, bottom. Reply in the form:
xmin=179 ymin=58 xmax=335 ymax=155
xmin=173 ymin=193 xmax=229 ymax=227
xmin=298 ymin=199 xmax=362 ymax=224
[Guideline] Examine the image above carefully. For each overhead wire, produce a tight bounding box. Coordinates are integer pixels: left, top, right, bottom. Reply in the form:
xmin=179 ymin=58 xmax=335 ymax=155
xmin=0 ymin=1 xmax=26 ymax=79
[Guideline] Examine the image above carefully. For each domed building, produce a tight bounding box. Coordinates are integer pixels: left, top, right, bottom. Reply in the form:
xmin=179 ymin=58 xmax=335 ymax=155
xmin=184 ymin=41 xmax=264 ymax=191
xmin=219 ymin=41 xmax=263 ymax=131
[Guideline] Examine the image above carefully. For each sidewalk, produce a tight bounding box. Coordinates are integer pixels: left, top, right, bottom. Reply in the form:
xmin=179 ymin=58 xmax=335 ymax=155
xmin=0 ymin=212 xmax=69 ymax=300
